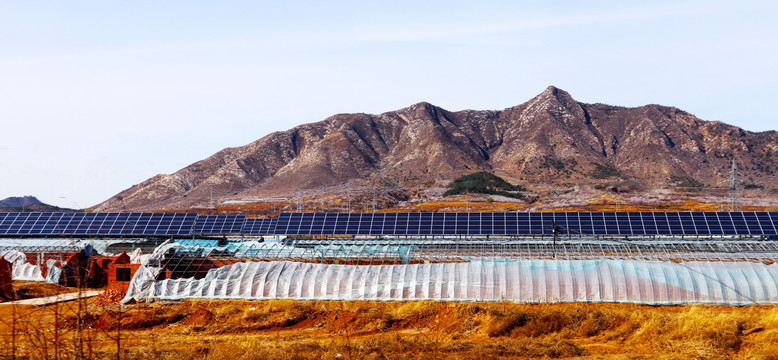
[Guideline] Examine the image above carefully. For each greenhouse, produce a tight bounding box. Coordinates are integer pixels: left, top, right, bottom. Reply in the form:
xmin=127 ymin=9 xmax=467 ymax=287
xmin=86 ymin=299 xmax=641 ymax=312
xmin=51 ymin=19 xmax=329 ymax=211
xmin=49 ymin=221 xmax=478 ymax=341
xmin=122 ymin=237 xmax=778 ymax=305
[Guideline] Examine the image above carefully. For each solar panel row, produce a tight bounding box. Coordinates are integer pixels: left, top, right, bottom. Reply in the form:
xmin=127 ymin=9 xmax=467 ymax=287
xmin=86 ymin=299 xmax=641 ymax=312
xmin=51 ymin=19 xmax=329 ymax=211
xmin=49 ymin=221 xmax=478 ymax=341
xmin=0 ymin=212 xmax=197 ymax=236
xmin=1 ymin=211 xmax=776 ymax=237
xmin=274 ymin=212 xmax=778 ymax=236
xmin=0 ymin=213 xmax=278 ymax=236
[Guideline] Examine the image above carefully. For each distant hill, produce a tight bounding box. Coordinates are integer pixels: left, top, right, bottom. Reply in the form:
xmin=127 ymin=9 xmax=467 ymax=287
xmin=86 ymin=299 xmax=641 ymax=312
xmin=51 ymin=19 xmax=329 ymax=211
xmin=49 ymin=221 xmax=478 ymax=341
xmin=0 ymin=196 xmax=41 ymax=208
xmin=95 ymin=86 xmax=778 ymax=211
xmin=0 ymin=196 xmax=78 ymax=212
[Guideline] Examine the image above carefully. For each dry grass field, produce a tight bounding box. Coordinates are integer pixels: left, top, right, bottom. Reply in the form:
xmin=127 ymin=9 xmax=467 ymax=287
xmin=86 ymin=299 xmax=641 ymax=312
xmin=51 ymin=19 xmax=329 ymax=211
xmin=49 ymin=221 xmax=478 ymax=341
xmin=3 ymin=290 xmax=778 ymax=359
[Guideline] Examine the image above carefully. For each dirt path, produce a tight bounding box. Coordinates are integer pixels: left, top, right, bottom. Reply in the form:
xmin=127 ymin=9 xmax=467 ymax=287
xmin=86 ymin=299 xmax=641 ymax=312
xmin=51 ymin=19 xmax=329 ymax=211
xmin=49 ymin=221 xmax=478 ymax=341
xmin=0 ymin=290 xmax=102 ymax=306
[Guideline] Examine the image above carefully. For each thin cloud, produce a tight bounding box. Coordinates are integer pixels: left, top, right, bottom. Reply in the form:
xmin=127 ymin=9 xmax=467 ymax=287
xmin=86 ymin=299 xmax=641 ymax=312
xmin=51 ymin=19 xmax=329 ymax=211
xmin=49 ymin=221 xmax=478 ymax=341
xmin=349 ymin=2 xmax=743 ymax=44
xmin=0 ymin=1 xmax=751 ymax=66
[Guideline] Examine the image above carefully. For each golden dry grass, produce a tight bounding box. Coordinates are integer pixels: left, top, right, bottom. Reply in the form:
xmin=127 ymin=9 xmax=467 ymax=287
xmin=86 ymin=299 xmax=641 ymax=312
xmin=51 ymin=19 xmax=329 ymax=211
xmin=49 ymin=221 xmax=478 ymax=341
xmin=7 ymin=281 xmax=79 ymax=300
xmin=2 ymin=298 xmax=778 ymax=359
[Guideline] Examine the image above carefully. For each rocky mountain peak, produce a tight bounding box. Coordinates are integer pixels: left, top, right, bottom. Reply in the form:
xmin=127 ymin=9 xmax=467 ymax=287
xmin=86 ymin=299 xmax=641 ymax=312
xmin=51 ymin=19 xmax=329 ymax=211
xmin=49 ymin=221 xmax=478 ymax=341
xmin=94 ymin=87 xmax=778 ymax=211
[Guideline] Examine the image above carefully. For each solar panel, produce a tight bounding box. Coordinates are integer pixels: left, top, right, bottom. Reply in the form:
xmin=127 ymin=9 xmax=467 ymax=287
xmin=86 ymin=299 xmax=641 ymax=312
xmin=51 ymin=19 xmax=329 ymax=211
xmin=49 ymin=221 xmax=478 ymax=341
xmin=703 ymin=212 xmax=722 ymax=235
xmin=193 ymin=215 xmax=246 ymax=235
xmin=333 ymin=213 xmax=347 ymax=234
xmin=481 ymin=212 xmax=494 ymax=235
xmin=18 ymin=213 xmax=39 ymax=235
xmin=416 ymin=213 xmax=430 ymax=235
xmin=575 ymin=212 xmax=590 ymax=235
xmin=242 ymin=218 xmax=259 ymax=234
xmin=564 ymin=212 xmax=580 ymax=235
xmin=759 ymin=212 xmax=777 ymax=235
xmin=108 ymin=213 xmax=128 ymax=235
xmin=382 ymin=213 xmax=397 ymax=235
xmin=52 ymin=213 xmax=75 ymax=234
xmin=743 ymin=212 xmax=762 ymax=235
xmin=8 ymin=213 xmax=29 ymax=234
xmin=730 ymin=212 xmax=749 ymax=235
xmin=154 ymin=213 xmax=196 ymax=236
xmin=0 ymin=213 xmax=9 ymax=234
xmin=370 ymin=213 xmax=385 ymax=235
xmin=37 ymin=212 xmax=59 ymax=235
xmin=503 ymin=212 xmax=517 ymax=235
xmin=275 ymin=213 xmax=292 ymax=235
xmin=306 ymin=213 xmax=323 ymax=235
xmin=263 ymin=218 xmax=278 ymax=234
xmin=38 ymin=213 xmax=60 ymax=235
xmin=316 ymin=213 xmax=331 ymax=235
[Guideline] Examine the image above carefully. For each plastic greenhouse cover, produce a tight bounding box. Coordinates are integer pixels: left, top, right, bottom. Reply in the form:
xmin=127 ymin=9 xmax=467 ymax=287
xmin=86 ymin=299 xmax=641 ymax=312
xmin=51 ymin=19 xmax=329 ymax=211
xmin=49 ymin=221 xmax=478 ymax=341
xmin=81 ymin=239 xmax=151 ymax=256
xmin=312 ymin=245 xmax=419 ymax=263
xmin=0 ymin=239 xmax=85 ymax=253
xmin=123 ymin=256 xmax=778 ymax=305
xmin=1 ymin=250 xmax=44 ymax=281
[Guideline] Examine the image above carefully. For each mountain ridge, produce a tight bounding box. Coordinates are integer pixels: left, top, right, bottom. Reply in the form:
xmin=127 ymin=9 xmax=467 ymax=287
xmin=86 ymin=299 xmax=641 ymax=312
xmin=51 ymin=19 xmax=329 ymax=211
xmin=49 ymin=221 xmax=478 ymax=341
xmin=0 ymin=196 xmax=42 ymax=208
xmin=0 ymin=196 xmax=79 ymax=212
xmin=95 ymin=86 xmax=778 ymax=211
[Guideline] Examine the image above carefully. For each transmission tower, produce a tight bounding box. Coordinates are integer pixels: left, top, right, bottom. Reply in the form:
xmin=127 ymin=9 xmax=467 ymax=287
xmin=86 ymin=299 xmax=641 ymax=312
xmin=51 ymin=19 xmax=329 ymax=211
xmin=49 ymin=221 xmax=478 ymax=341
xmin=729 ymin=158 xmax=741 ymax=211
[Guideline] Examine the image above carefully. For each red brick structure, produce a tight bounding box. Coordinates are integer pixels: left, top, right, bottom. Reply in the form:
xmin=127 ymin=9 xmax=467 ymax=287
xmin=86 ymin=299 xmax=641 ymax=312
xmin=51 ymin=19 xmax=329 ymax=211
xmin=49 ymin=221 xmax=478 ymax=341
xmin=0 ymin=258 xmax=13 ymax=301
xmin=105 ymin=252 xmax=142 ymax=293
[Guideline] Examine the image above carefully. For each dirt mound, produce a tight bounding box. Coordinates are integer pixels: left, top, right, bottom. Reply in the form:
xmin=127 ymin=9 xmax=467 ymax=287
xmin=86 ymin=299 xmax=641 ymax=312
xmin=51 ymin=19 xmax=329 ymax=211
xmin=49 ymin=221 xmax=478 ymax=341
xmin=181 ymin=308 xmax=214 ymax=326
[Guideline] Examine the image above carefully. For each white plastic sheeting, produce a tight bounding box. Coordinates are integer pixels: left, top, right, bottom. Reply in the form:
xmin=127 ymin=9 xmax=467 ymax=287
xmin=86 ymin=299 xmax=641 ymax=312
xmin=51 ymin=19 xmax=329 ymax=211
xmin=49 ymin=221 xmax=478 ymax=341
xmin=123 ymin=258 xmax=778 ymax=305
xmin=0 ymin=250 xmax=44 ymax=281
xmin=122 ymin=241 xmax=178 ymax=304
xmin=128 ymin=248 xmax=148 ymax=264
xmin=44 ymin=259 xmax=65 ymax=284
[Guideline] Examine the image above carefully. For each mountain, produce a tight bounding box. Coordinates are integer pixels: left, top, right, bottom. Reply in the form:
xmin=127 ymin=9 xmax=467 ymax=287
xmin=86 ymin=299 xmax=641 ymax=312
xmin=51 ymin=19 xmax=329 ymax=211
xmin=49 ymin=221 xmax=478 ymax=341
xmin=0 ymin=196 xmax=42 ymax=208
xmin=95 ymin=86 xmax=778 ymax=211
xmin=0 ymin=196 xmax=77 ymax=212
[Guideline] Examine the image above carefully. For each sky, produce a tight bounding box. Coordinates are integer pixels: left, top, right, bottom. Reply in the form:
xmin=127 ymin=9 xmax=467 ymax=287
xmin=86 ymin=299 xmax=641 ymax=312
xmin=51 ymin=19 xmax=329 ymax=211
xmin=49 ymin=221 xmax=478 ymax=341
xmin=1 ymin=0 xmax=777 ymax=208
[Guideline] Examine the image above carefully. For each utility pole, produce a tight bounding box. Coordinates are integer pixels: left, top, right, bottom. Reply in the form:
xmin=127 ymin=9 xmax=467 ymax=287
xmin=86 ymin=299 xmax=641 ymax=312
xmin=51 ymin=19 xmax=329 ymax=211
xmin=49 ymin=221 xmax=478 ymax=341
xmin=297 ymin=190 xmax=302 ymax=212
xmin=372 ymin=187 xmax=376 ymax=212
xmin=347 ymin=182 xmax=351 ymax=213
xmin=210 ymin=187 xmax=214 ymax=208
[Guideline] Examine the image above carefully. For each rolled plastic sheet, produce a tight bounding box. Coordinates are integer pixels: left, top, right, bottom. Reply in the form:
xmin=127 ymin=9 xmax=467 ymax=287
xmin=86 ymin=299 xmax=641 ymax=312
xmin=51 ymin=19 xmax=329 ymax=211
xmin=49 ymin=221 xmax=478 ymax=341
xmin=123 ymin=259 xmax=778 ymax=305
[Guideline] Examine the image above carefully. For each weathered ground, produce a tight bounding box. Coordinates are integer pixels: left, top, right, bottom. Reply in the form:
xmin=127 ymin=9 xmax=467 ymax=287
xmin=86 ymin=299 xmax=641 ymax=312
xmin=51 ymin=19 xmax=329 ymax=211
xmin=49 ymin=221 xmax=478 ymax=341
xmin=2 ymin=289 xmax=778 ymax=359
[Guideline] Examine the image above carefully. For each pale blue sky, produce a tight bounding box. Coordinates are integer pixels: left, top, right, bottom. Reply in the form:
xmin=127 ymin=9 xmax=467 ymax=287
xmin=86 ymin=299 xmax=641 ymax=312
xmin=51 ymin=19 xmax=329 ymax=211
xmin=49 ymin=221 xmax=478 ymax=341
xmin=1 ymin=0 xmax=776 ymax=208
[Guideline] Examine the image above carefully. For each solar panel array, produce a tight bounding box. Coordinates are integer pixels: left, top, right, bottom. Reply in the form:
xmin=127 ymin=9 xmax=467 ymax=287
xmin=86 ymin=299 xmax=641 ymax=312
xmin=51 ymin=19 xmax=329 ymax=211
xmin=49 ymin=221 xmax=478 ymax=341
xmin=274 ymin=212 xmax=778 ymax=236
xmin=1 ymin=211 xmax=777 ymax=237
xmin=0 ymin=212 xmax=197 ymax=236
